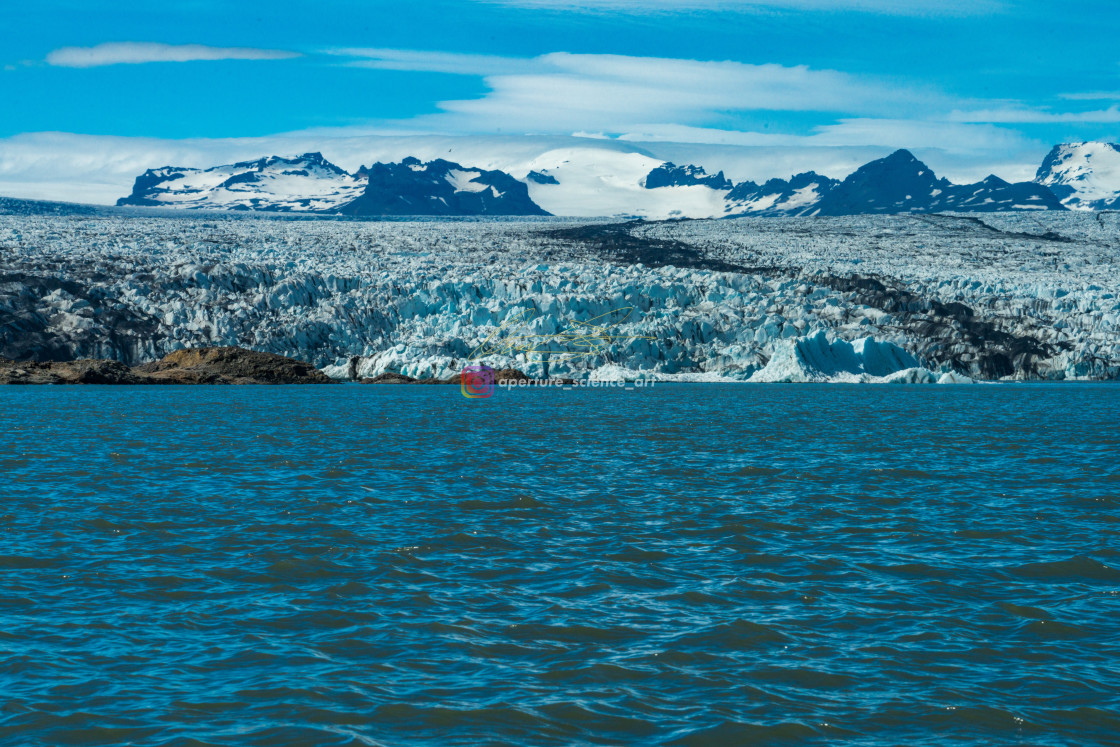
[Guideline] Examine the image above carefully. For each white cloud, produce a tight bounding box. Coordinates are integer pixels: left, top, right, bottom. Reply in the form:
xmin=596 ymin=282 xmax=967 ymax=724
xmin=362 ymin=51 xmax=953 ymax=135
xmin=473 ymin=0 xmax=999 ymax=15
xmin=333 ymin=50 xmax=1105 ymax=149
xmin=46 ymin=42 xmax=300 ymax=68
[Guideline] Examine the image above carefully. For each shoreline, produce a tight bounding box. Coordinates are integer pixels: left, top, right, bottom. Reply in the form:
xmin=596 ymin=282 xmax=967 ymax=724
xmin=4 ymin=348 xmax=1117 ymax=386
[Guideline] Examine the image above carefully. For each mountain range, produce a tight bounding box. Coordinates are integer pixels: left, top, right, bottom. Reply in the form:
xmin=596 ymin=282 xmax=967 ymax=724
xmin=117 ymin=142 xmax=1120 ymax=219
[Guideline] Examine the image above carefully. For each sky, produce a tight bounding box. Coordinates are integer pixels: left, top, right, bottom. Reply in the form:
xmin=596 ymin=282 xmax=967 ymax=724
xmin=2 ymin=0 xmax=1119 ymax=203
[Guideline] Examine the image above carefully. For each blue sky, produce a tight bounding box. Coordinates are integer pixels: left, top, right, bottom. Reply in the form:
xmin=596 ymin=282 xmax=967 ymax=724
xmin=2 ymin=0 xmax=1119 ymax=202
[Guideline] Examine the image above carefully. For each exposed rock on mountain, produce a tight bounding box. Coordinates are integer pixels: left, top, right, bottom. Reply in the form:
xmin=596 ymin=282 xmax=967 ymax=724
xmin=525 ymin=170 xmax=559 ymax=185
xmin=643 ymin=162 xmax=732 ymax=190
xmin=725 ymin=172 xmax=839 ymax=216
xmin=339 ymin=157 xmax=550 ymax=217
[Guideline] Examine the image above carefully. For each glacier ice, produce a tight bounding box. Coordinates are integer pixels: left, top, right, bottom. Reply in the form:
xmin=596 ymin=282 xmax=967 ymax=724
xmin=747 ymin=331 xmax=934 ymax=383
xmin=1 ymin=209 xmax=1117 ymax=383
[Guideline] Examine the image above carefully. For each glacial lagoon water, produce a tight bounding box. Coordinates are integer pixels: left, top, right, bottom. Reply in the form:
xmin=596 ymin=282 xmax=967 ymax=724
xmin=2 ymin=384 xmax=1119 ymax=746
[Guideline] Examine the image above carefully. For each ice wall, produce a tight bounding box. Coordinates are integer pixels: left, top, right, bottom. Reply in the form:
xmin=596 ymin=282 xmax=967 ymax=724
xmin=1 ymin=212 xmax=1117 ymax=382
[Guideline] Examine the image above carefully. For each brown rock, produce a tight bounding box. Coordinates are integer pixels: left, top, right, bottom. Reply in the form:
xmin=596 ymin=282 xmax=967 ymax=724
xmin=361 ymin=371 xmax=418 ymax=384
xmin=0 ymin=358 xmax=147 ymax=385
xmin=135 ymin=347 xmax=333 ymax=385
xmin=492 ymin=368 xmax=531 ymax=384
xmin=416 ymin=375 xmax=460 ymax=385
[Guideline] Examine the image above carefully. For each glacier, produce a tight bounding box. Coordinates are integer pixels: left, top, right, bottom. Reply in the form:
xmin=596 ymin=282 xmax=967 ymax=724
xmin=1 ymin=207 xmax=1117 ymax=383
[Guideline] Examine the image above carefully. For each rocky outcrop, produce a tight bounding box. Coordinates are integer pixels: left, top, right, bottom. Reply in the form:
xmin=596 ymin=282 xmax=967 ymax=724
xmin=134 ymin=347 xmax=333 ymax=384
xmin=0 ymin=358 xmax=146 ymax=385
xmin=362 ymin=371 xmax=420 ymax=384
xmin=0 ymin=347 xmax=333 ymax=385
xmin=361 ymin=368 xmax=537 ymax=385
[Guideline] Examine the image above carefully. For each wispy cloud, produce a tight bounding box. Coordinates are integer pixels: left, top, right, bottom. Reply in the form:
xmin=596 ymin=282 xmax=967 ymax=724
xmin=46 ymin=42 xmax=300 ymax=68
xmin=950 ymin=106 xmax=1120 ymax=123
xmin=330 ymin=48 xmax=531 ymax=75
xmin=612 ymin=119 xmax=1030 ymax=155
xmin=1059 ymin=91 xmax=1120 ymax=101
xmin=472 ymin=0 xmax=1001 ymax=16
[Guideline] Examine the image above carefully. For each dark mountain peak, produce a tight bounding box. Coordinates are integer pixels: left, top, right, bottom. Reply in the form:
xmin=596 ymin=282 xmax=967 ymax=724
xmin=526 ymin=170 xmax=559 ymax=185
xmin=788 ymin=171 xmax=828 ymax=187
xmin=883 ymin=148 xmax=919 ymax=163
xmin=644 ymin=162 xmax=733 ymax=190
xmin=814 ymin=149 xmax=1064 ymax=216
xmin=423 ymin=158 xmax=463 ymax=173
xmin=854 ymin=149 xmax=938 ymax=181
xmin=725 ymin=179 xmax=759 ymax=199
xmin=339 ymin=157 xmax=549 ymax=217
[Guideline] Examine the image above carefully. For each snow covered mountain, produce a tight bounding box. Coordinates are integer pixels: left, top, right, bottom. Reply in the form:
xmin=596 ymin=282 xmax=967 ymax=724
xmin=116 ymin=147 xmax=1071 ymax=218
xmin=1034 ymin=142 xmax=1120 ymax=210
xmin=724 ymin=172 xmax=839 ymax=216
xmin=117 ymin=153 xmax=366 ymax=212
xmin=515 ymin=148 xmax=730 ymax=219
xmin=118 ymin=153 xmax=550 ymax=216
xmin=517 ymin=148 xmax=1064 ymax=218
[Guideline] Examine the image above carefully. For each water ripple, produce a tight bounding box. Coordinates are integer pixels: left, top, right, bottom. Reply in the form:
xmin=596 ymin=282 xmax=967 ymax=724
xmin=1 ymin=384 xmax=1118 ymax=745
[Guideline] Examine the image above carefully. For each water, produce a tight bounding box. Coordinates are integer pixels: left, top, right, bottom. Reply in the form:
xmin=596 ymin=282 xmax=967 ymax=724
xmin=2 ymin=384 xmax=1118 ymax=746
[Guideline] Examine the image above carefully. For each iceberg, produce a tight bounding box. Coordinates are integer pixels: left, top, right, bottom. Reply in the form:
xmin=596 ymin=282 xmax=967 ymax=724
xmin=748 ymin=331 xmax=952 ymax=384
